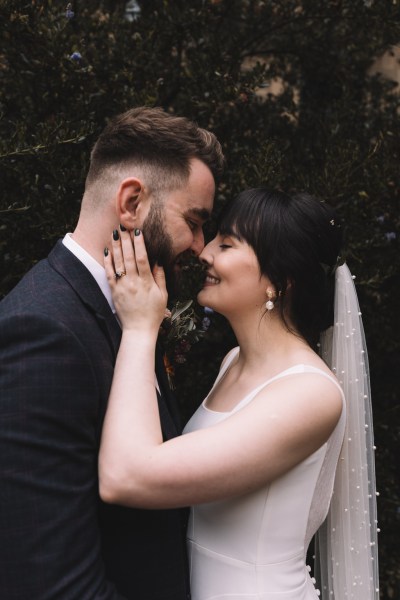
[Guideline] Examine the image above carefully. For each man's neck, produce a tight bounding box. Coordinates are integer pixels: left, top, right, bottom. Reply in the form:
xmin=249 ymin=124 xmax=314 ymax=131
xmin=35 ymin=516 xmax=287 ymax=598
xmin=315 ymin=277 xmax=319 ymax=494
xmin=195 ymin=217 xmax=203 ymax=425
xmin=71 ymin=222 xmax=110 ymax=267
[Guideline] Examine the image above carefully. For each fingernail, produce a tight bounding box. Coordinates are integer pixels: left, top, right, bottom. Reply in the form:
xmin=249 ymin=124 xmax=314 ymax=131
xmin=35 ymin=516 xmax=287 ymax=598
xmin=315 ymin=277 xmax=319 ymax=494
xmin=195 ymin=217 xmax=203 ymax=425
xmin=120 ymin=224 xmax=126 ymax=232
xmin=104 ymin=247 xmax=109 ymax=256
xmin=134 ymin=228 xmax=141 ymax=236
xmin=113 ymin=229 xmax=119 ymax=241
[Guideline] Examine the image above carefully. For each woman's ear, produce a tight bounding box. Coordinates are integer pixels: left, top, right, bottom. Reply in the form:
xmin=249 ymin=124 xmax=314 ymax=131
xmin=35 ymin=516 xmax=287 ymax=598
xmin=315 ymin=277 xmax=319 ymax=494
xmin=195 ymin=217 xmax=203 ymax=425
xmin=116 ymin=177 xmax=148 ymax=229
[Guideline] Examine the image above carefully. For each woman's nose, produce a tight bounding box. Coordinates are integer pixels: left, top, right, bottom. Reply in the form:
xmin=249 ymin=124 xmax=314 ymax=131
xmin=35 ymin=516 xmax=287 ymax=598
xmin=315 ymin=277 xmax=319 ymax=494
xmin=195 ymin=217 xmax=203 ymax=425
xmin=199 ymin=240 xmax=213 ymax=265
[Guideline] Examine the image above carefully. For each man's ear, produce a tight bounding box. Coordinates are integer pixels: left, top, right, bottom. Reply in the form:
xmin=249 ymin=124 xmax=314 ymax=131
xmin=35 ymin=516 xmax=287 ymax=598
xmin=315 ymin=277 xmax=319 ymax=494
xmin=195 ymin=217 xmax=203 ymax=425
xmin=116 ymin=177 xmax=148 ymax=228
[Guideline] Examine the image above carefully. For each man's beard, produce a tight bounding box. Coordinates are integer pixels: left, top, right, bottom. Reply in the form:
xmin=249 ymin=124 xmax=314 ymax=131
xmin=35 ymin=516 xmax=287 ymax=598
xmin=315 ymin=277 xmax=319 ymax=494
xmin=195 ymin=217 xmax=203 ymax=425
xmin=142 ymin=201 xmax=179 ymax=298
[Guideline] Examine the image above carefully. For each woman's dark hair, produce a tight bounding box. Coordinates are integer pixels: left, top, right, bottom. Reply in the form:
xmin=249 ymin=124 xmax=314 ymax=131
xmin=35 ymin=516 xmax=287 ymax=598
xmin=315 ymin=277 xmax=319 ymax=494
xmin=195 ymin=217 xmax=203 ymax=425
xmin=218 ymin=188 xmax=343 ymax=348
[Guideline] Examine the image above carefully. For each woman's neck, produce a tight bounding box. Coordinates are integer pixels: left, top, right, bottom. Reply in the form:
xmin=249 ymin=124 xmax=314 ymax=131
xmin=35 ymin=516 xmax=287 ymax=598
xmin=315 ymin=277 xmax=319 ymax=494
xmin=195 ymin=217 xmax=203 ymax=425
xmin=228 ymin=309 xmax=313 ymax=373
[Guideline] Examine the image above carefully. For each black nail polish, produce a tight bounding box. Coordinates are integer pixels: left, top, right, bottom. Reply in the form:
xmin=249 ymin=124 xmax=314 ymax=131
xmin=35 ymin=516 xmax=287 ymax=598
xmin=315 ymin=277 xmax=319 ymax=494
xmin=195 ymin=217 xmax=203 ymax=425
xmin=113 ymin=229 xmax=119 ymax=241
xmin=104 ymin=247 xmax=109 ymax=257
xmin=120 ymin=224 xmax=126 ymax=232
xmin=134 ymin=228 xmax=141 ymax=236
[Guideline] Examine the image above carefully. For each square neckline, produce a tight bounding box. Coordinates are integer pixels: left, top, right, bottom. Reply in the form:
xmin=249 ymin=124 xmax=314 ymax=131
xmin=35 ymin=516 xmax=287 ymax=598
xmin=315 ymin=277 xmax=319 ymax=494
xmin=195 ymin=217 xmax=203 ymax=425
xmin=202 ymin=348 xmax=344 ymax=415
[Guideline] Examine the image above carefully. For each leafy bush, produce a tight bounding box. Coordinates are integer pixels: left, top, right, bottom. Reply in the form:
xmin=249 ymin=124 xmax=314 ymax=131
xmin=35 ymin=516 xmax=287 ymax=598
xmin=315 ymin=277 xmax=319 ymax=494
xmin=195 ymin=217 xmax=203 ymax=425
xmin=1 ymin=1 xmax=399 ymax=596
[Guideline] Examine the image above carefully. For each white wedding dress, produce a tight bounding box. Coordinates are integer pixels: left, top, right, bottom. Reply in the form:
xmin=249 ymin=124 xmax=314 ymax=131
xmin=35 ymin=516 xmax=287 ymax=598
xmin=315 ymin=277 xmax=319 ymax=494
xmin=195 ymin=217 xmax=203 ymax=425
xmin=183 ymin=348 xmax=346 ymax=600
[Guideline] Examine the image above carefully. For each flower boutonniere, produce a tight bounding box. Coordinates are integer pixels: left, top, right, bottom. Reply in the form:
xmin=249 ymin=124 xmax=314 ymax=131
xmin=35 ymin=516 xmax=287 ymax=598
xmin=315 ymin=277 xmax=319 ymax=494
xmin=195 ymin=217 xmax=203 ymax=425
xmin=159 ymin=300 xmax=213 ymax=390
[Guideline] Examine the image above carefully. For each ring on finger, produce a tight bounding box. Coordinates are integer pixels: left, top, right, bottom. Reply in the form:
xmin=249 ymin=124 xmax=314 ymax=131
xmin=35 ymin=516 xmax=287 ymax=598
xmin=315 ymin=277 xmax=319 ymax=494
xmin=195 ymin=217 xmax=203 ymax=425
xmin=114 ymin=270 xmax=127 ymax=279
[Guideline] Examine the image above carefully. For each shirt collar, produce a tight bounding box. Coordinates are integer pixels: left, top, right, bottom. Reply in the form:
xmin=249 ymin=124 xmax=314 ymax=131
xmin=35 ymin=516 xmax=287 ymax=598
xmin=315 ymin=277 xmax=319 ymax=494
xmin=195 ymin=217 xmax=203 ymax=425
xmin=62 ymin=233 xmax=116 ymax=314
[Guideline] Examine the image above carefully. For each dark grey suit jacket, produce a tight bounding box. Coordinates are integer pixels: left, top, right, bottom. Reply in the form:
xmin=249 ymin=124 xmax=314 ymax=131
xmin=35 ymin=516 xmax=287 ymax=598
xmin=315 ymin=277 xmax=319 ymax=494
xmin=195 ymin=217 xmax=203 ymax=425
xmin=0 ymin=241 xmax=189 ymax=600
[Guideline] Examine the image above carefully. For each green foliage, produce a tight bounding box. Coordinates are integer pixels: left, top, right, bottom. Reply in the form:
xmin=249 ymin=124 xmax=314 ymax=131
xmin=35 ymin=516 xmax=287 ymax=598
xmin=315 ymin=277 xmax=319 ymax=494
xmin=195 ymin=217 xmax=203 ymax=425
xmin=1 ymin=1 xmax=399 ymax=596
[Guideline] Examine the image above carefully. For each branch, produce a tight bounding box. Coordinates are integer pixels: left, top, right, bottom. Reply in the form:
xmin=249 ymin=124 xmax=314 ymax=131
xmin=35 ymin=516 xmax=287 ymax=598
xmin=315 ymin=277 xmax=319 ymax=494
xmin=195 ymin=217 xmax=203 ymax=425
xmin=0 ymin=135 xmax=88 ymax=159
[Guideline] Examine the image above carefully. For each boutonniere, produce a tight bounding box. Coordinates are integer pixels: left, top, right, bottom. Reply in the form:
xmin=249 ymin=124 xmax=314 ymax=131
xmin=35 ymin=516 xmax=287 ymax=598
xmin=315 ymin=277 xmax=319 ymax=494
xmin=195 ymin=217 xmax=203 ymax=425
xmin=159 ymin=300 xmax=213 ymax=390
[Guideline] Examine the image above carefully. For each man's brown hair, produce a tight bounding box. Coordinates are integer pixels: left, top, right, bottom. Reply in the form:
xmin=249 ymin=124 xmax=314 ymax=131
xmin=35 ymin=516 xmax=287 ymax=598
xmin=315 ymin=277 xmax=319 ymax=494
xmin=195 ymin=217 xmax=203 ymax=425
xmin=85 ymin=106 xmax=224 ymax=195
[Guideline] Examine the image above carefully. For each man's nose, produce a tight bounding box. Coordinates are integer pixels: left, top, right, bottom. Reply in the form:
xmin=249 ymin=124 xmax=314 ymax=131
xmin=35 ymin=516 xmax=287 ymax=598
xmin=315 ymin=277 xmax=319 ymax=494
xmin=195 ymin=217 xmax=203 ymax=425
xmin=190 ymin=229 xmax=205 ymax=256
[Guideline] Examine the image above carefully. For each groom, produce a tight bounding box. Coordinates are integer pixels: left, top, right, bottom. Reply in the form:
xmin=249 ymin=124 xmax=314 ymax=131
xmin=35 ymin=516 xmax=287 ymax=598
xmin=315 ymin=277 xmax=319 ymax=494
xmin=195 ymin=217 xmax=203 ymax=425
xmin=0 ymin=107 xmax=224 ymax=600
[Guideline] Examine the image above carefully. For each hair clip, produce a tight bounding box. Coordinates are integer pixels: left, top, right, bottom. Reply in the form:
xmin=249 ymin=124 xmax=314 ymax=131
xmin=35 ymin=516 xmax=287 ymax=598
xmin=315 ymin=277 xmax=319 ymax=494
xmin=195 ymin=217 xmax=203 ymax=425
xmin=320 ymin=255 xmax=345 ymax=277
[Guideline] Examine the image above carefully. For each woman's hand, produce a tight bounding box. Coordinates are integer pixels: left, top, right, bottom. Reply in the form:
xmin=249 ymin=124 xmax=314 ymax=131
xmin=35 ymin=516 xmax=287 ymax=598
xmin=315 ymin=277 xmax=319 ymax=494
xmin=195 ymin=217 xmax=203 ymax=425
xmin=104 ymin=227 xmax=168 ymax=333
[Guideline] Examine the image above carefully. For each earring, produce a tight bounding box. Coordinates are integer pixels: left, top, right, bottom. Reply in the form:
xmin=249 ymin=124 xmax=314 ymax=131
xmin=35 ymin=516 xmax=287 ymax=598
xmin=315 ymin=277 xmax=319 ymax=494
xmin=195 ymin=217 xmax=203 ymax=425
xmin=265 ymin=288 xmax=275 ymax=311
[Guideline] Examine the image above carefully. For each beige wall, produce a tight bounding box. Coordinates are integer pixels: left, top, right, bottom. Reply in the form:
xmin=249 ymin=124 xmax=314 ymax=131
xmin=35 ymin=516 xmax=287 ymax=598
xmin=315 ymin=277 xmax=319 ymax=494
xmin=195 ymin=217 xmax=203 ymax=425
xmin=243 ymin=46 xmax=400 ymax=102
xmin=369 ymin=46 xmax=400 ymax=90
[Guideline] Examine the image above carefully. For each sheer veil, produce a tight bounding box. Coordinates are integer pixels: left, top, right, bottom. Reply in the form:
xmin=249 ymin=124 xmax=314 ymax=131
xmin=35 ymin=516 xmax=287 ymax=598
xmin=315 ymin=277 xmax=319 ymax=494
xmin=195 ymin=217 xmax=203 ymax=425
xmin=315 ymin=263 xmax=379 ymax=599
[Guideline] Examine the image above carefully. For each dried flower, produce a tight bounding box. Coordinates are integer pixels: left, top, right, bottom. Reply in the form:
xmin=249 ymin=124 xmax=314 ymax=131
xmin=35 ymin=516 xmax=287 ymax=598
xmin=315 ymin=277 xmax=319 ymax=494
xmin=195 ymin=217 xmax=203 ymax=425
xmin=160 ymin=301 xmax=212 ymax=389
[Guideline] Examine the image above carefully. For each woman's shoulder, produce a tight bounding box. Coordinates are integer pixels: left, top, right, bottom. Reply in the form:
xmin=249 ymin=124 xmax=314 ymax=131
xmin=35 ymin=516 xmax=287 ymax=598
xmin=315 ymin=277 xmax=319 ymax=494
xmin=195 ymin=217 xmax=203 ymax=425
xmin=253 ymin=361 xmax=344 ymax=433
xmin=276 ymin=347 xmax=342 ymax=394
xmin=285 ymin=361 xmax=343 ymax=390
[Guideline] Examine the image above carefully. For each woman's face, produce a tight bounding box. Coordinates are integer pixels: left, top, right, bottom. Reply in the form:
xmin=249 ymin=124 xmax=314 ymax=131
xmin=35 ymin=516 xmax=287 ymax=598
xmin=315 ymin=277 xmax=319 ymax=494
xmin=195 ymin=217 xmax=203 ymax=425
xmin=198 ymin=232 xmax=268 ymax=317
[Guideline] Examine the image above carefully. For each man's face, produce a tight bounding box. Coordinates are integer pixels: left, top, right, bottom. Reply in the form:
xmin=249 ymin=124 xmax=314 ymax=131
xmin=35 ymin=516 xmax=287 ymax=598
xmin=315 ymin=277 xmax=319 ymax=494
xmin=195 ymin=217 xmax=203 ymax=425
xmin=142 ymin=158 xmax=215 ymax=294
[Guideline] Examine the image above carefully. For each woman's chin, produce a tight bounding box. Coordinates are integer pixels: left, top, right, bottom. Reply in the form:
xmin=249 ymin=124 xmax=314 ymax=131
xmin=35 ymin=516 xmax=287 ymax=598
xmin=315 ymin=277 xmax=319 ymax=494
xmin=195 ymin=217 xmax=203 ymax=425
xmin=197 ymin=291 xmax=206 ymax=306
xmin=197 ymin=288 xmax=211 ymax=307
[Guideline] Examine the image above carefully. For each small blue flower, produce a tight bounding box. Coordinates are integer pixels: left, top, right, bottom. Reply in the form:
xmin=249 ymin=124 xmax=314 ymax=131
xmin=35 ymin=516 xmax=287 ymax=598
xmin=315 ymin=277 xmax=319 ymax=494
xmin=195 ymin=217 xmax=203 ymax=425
xmin=204 ymin=306 xmax=214 ymax=315
xmin=376 ymin=215 xmax=385 ymax=224
xmin=202 ymin=317 xmax=211 ymax=331
xmin=125 ymin=0 xmax=141 ymax=22
xmin=70 ymin=51 xmax=82 ymax=62
xmin=384 ymin=232 xmax=396 ymax=242
xmin=66 ymin=3 xmax=74 ymax=19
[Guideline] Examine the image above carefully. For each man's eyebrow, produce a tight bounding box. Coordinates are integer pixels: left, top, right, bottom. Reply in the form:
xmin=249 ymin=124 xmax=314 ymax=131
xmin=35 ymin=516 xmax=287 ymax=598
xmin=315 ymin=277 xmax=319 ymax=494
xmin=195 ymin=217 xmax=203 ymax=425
xmin=185 ymin=207 xmax=211 ymax=221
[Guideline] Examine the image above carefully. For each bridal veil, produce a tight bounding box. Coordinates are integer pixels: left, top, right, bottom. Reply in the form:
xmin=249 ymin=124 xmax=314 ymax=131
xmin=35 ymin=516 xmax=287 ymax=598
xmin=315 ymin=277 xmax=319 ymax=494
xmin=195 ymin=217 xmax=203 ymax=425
xmin=316 ymin=263 xmax=379 ymax=599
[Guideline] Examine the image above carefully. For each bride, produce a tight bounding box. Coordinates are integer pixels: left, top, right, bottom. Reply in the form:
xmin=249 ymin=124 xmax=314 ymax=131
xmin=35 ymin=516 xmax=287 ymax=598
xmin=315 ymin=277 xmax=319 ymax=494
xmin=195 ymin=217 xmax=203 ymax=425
xmin=99 ymin=188 xmax=379 ymax=600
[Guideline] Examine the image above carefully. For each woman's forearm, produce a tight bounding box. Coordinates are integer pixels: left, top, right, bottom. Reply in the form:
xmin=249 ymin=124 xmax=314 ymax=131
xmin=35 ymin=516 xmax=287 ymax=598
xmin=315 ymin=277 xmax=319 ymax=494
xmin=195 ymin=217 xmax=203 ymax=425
xmin=98 ymin=329 xmax=163 ymax=503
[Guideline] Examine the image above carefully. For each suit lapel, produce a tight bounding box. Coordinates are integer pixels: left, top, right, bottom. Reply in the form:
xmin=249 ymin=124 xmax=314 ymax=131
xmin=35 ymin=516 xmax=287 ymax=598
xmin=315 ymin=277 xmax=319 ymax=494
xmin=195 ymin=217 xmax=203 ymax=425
xmin=48 ymin=240 xmax=181 ymax=440
xmin=48 ymin=241 xmax=121 ymax=360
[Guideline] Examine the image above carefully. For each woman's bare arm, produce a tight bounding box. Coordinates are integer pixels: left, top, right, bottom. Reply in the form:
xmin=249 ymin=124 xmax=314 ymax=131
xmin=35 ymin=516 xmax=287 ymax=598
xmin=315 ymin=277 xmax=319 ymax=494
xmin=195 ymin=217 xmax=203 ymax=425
xmin=98 ymin=229 xmax=342 ymax=509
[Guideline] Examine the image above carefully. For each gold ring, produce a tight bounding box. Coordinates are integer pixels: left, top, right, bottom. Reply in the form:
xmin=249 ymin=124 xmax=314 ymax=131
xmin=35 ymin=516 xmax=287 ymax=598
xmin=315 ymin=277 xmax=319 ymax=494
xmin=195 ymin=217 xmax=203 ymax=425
xmin=114 ymin=270 xmax=126 ymax=279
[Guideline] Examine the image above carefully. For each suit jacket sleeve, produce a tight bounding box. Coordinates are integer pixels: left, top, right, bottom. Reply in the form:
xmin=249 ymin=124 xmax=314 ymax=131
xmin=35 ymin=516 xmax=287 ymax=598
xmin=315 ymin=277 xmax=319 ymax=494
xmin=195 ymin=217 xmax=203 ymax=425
xmin=0 ymin=312 xmax=125 ymax=600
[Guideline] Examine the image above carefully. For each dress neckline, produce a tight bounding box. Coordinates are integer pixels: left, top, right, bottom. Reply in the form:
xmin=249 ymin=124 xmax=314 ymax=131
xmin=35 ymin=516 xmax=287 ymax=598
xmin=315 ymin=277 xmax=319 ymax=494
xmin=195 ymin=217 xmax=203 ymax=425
xmin=202 ymin=348 xmax=344 ymax=415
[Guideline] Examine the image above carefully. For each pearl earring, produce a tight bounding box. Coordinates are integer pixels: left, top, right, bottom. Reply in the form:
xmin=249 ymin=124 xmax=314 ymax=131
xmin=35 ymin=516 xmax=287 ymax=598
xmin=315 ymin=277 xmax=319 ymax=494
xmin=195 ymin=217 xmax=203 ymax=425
xmin=265 ymin=289 xmax=275 ymax=311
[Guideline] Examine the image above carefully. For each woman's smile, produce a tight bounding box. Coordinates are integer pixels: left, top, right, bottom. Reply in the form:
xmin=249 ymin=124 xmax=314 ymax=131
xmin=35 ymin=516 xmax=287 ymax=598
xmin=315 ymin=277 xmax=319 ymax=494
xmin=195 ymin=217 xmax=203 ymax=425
xmin=203 ymin=273 xmax=221 ymax=286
